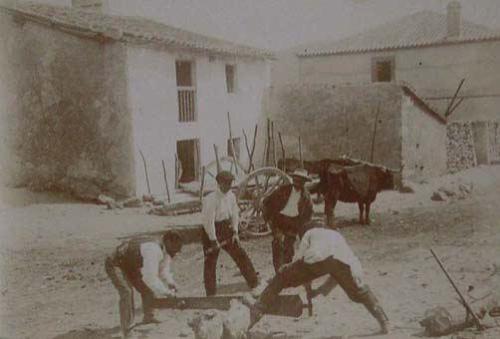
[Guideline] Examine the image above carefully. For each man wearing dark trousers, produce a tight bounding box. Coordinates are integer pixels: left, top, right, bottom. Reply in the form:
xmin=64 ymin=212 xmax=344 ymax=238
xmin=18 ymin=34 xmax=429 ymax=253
xmin=202 ymin=170 xmax=259 ymax=296
xmin=249 ymin=221 xmax=390 ymax=334
xmin=105 ymin=230 xmax=183 ymax=338
xmin=262 ymin=168 xmax=313 ymax=273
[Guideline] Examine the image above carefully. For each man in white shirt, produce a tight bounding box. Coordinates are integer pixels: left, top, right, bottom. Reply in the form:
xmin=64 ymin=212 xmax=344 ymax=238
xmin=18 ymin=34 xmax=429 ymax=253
xmin=202 ymin=170 xmax=259 ymax=296
xmin=262 ymin=168 xmax=313 ymax=273
xmin=249 ymin=220 xmax=389 ymax=334
xmin=105 ymin=230 xmax=182 ymax=337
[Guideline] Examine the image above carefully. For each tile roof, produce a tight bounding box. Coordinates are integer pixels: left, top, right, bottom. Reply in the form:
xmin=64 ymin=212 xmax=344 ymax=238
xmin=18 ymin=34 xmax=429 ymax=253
xmin=297 ymin=10 xmax=500 ymax=57
xmin=0 ymin=1 xmax=274 ymax=59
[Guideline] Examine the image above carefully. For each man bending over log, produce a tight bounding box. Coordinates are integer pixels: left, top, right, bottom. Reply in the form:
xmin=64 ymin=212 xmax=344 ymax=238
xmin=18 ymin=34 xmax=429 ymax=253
xmin=249 ymin=220 xmax=390 ymax=334
xmin=105 ymin=230 xmax=182 ymax=337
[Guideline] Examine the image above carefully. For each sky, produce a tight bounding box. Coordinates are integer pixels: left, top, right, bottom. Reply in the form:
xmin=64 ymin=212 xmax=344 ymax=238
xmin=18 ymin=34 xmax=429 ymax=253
xmin=30 ymin=0 xmax=500 ymax=50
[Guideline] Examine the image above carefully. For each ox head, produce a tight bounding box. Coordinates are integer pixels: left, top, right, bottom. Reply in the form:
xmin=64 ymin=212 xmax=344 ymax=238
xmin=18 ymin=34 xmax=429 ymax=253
xmin=375 ymin=164 xmax=403 ymax=191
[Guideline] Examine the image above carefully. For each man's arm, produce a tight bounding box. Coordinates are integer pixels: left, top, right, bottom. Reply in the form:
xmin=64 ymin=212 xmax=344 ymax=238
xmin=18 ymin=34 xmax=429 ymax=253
xmin=230 ymin=192 xmax=239 ymax=235
xmin=159 ymin=254 xmax=177 ymax=290
xmin=202 ymin=194 xmax=217 ymax=241
xmin=140 ymin=243 xmax=173 ymax=297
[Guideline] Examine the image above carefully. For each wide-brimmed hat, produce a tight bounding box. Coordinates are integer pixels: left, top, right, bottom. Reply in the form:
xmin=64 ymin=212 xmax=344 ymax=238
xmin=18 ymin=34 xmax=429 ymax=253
xmin=290 ymin=168 xmax=311 ymax=181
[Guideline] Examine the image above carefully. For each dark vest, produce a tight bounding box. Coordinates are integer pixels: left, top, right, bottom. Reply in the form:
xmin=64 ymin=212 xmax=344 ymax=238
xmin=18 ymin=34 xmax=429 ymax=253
xmin=114 ymin=238 xmax=166 ymax=282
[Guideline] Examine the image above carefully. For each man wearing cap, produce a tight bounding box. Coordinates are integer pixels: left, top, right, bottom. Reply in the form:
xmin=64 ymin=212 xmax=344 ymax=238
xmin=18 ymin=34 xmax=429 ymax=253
xmin=262 ymin=168 xmax=313 ymax=273
xmin=249 ymin=220 xmax=389 ymax=334
xmin=202 ymin=170 xmax=259 ymax=296
xmin=105 ymin=230 xmax=183 ymax=337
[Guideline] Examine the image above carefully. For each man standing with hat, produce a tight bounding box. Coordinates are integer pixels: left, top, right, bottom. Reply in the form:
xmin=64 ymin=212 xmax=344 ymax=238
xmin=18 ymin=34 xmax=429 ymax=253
xmin=262 ymin=168 xmax=313 ymax=273
xmin=202 ymin=170 xmax=259 ymax=296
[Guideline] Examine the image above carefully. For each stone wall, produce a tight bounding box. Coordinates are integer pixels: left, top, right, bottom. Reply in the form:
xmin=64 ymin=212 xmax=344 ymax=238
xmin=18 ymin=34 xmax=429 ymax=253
xmin=401 ymin=95 xmax=447 ymax=181
xmin=488 ymin=121 xmax=500 ymax=164
xmin=446 ymin=122 xmax=477 ymax=173
xmin=0 ymin=12 xmax=135 ymax=199
xmin=265 ymin=82 xmax=403 ymax=169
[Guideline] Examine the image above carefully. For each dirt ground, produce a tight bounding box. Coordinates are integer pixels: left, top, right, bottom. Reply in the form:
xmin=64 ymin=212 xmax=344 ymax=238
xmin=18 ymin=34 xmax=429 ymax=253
xmin=0 ymin=165 xmax=499 ymax=339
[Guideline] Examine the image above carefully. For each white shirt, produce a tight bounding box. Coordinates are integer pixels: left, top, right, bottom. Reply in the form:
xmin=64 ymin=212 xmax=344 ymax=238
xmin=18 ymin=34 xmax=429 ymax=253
xmin=293 ymin=228 xmax=364 ymax=281
xmin=139 ymin=242 xmax=176 ymax=297
xmin=280 ymin=187 xmax=301 ymax=217
xmin=202 ymin=189 xmax=239 ymax=240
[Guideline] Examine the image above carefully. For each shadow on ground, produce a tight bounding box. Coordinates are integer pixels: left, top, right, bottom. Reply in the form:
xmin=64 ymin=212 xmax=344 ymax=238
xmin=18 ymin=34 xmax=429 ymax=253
xmin=52 ymin=326 xmax=121 ymax=339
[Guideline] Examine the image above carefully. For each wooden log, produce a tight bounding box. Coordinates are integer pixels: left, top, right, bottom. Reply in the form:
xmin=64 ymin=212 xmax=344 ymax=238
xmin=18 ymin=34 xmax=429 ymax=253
xmin=153 ymin=294 xmax=305 ymax=318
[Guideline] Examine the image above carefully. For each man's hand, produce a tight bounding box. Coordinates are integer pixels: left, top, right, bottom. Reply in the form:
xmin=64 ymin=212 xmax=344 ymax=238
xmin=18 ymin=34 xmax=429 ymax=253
xmin=232 ymin=233 xmax=240 ymax=246
xmin=168 ymin=282 xmax=178 ymax=293
xmin=278 ymin=263 xmax=291 ymax=273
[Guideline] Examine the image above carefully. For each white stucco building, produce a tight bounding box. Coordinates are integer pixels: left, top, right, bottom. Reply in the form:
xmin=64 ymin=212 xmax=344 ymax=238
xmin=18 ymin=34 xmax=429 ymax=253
xmin=0 ymin=1 xmax=273 ymax=199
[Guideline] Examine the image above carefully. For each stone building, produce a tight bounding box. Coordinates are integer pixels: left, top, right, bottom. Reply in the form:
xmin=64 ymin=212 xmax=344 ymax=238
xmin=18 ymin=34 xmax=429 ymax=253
xmin=273 ymin=1 xmax=500 ymax=122
xmin=266 ymin=83 xmax=447 ymax=182
xmin=0 ymin=1 xmax=273 ymax=199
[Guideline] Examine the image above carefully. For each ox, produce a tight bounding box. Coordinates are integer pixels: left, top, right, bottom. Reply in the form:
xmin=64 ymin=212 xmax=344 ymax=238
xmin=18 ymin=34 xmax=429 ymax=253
xmin=310 ymin=161 xmax=397 ymax=226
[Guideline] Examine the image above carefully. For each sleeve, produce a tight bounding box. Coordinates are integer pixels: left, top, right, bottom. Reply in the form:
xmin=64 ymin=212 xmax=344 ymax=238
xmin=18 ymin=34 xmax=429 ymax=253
xmin=202 ymin=194 xmax=217 ymax=240
xmin=230 ymin=192 xmax=239 ymax=234
xmin=293 ymin=232 xmax=310 ymax=262
xmin=140 ymin=243 xmax=172 ymax=296
xmin=159 ymin=254 xmax=176 ymax=287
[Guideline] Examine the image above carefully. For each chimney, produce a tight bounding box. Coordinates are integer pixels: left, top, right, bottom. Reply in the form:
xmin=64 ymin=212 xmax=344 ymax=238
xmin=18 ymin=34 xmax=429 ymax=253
xmin=446 ymin=1 xmax=461 ymax=38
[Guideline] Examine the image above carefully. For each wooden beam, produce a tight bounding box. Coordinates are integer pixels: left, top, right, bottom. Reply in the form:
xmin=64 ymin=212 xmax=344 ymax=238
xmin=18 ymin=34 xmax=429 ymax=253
xmin=152 ymin=294 xmax=305 ymax=318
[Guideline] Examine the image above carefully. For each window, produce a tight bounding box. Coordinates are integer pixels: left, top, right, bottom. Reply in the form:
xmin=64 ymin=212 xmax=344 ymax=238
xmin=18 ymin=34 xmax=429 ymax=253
xmin=225 ymin=64 xmax=236 ymax=93
xmin=176 ymin=61 xmax=196 ymax=122
xmin=371 ymin=56 xmax=394 ymax=82
xmin=227 ymin=137 xmax=241 ymax=160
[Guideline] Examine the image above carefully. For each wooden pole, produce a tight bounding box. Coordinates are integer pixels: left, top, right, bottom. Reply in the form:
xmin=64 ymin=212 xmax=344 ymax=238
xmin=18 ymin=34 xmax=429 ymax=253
xmin=199 ymin=166 xmax=206 ymax=203
xmin=278 ymin=132 xmax=286 ymax=171
xmin=227 ymin=112 xmax=239 ymax=175
xmin=175 ymin=153 xmax=180 ymax=189
xmin=161 ymin=160 xmax=171 ymax=203
xmin=271 ymin=121 xmax=277 ymax=168
xmin=250 ymin=125 xmax=258 ymax=171
xmin=213 ymin=144 xmax=221 ymax=174
xmin=447 ymin=97 xmax=465 ymax=119
xmin=370 ymin=104 xmax=381 ymax=163
xmin=445 ymin=78 xmax=466 ymax=118
xmin=266 ymin=118 xmax=271 ymax=167
xmin=430 ymin=249 xmax=484 ymax=331
xmin=298 ymin=136 xmax=303 ymax=168
xmin=139 ymin=149 xmax=151 ymax=196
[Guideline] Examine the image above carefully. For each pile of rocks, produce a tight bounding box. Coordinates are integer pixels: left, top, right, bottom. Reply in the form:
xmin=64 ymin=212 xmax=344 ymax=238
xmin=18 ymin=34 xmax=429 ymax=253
xmin=431 ymin=182 xmax=473 ymax=202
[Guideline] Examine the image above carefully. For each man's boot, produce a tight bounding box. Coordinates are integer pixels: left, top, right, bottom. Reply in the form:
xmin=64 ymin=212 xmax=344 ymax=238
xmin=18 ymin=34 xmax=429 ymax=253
xmin=361 ymin=290 xmax=389 ymax=334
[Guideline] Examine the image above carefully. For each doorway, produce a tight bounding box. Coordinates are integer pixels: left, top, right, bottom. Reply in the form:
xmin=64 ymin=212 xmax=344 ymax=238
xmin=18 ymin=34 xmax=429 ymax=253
xmin=176 ymin=138 xmax=200 ymax=183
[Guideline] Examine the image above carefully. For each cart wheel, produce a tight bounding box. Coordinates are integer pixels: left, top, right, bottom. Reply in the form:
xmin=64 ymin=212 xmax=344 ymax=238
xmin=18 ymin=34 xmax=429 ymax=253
xmin=237 ymin=167 xmax=291 ymax=237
